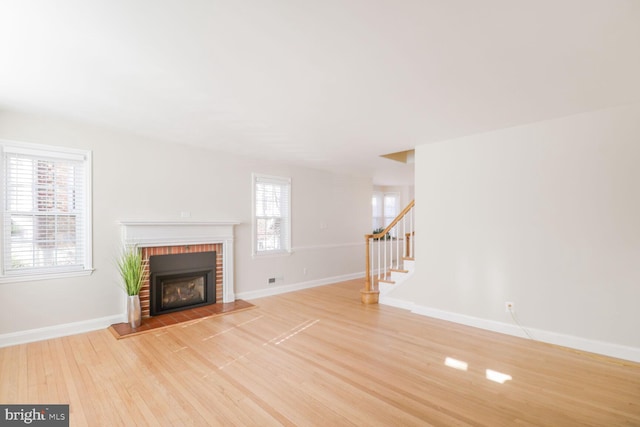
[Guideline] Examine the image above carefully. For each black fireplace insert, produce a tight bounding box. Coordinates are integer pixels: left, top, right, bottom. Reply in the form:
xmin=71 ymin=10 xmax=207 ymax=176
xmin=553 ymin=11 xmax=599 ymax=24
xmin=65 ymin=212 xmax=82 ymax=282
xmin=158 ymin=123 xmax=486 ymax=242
xmin=149 ymin=251 xmax=216 ymax=316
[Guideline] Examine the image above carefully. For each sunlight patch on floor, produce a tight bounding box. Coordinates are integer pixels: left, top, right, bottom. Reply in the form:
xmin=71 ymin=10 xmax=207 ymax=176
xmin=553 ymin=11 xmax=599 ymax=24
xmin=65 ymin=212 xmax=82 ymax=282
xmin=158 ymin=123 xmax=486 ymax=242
xmin=486 ymin=369 xmax=512 ymax=384
xmin=445 ymin=357 xmax=469 ymax=371
xmin=445 ymin=357 xmax=513 ymax=384
xmin=266 ymin=319 xmax=320 ymax=346
xmin=202 ymin=315 xmax=264 ymax=341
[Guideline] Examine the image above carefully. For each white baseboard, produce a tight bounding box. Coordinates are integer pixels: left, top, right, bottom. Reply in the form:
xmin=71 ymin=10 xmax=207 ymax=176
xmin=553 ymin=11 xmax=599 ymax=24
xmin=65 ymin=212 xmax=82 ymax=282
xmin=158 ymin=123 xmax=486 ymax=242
xmin=0 ymin=273 xmax=365 ymax=348
xmin=380 ymin=300 xmax=640 ymax=364
xmin=236 ymin=272 xmax=364 ymax=301
xmin=378 ymin=296 xmax=416 ymax=311
xmin=0 ymin=314 xmax=126 ymax=348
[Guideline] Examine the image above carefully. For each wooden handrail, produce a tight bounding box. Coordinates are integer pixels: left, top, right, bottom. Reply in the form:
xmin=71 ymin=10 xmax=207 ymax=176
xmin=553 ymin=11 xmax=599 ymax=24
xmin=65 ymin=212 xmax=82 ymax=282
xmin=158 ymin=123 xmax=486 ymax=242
xmin=362 ymin=199 xmax=415 ymax=303
xmin=364 ymin=200 xmax=415 ymax=241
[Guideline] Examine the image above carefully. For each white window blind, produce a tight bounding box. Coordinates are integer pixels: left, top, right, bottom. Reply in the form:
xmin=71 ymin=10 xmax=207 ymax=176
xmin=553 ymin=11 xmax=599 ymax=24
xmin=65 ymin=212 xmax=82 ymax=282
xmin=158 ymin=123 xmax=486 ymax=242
xmin=2 ymin=143 xmax=92 ymax=277
xmin=253 ymin=174 xmax=291 ymax=255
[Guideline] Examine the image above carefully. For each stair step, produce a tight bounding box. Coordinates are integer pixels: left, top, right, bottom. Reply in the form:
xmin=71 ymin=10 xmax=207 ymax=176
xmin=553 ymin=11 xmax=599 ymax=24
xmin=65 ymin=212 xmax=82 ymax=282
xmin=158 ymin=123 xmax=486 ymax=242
xmin=390 ymin=269 xmax=409 ymax=274
xmin=403 ymin=259 xmax=415 ymax=273
xmin=378 ymin=279 xmax=395 ymax=284
xmin=403 ymin=257 xmax=414 ymax=261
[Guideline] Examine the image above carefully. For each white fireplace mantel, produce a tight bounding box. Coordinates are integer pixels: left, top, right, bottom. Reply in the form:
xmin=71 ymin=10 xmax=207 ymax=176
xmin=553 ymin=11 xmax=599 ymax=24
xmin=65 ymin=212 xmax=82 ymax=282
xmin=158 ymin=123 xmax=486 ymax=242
xmin=120 ymin=220 xmax=240 ymax=303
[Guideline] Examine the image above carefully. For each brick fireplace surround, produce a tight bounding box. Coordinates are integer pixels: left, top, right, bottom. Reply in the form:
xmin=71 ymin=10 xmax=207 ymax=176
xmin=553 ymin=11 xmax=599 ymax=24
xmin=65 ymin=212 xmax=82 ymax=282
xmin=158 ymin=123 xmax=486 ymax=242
xmin=120 ymin=221 xmax=239 ymax=318
xmin=140 ymin=244 xmax=222 ymax=317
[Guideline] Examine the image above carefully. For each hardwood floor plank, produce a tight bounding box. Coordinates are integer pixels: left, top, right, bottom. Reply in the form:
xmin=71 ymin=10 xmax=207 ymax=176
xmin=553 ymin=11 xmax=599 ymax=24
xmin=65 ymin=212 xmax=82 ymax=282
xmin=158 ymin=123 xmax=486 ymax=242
xmin=0 ymin=278 xmax=639 ymax=426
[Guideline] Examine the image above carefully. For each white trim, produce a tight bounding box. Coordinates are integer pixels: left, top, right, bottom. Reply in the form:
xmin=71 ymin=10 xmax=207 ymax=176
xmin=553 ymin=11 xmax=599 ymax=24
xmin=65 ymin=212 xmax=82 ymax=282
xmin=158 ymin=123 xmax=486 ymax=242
xmin=0 ymin=140 xmax=93 ymax=278
xmin=378 ymin=296 xmax=416 ymax=311
xmin=379 ymin=301 xmax=640 ymax=363
xmin=0 ymin=314 xmax=125 ymax=348
xmin=83 ymin=150 xmax=93 ymax=271
xmin=0 ymin=273 xmax=364 ymax=348
xmin=251 ymin=250 xmax=292 ymax=260
xmin=251 ymin=173 xmax=291 ymax=256
xmin=236 ymin=272 xmax=364 ymax=301
xmin=222 ymin=239 xmax=235 ymax=303
xmin=291 ymin=242 xmax=362 ymax=252
xmin=0 ymin=268 xmax=94 ymax=284
xmin=0 ymin=138 xmax=89 ymax=160
xmin=120 ymin=221 xmax=239 ymax=247
xmin=120 ymin=220 xmax=240 ymax=303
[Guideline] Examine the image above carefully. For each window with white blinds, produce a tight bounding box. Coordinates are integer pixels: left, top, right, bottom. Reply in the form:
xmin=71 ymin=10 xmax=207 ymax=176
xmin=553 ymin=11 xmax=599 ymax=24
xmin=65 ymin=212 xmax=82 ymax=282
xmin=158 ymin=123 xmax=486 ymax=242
xmin=252 ymin=174 xmax=291 ymax=255
xmin=1 ymin=141 xmax=92 ymax=279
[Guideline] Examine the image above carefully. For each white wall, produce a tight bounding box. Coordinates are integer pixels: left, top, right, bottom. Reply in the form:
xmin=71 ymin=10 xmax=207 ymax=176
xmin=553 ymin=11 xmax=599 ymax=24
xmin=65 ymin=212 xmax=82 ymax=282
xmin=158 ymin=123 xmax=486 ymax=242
xmin=373 ymin=185 xmax=415 ymax=209
xmin=389 ymin=103 xmax=640 ymax=360
xmin=0 ymin=110 xmax=371 ymax=340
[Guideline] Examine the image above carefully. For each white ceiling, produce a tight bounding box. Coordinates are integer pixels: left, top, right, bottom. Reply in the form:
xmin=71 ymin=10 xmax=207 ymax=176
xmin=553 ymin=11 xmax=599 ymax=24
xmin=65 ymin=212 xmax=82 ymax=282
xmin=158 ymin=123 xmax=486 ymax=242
xmin=1 ymin=0 xmax=639 ymax=185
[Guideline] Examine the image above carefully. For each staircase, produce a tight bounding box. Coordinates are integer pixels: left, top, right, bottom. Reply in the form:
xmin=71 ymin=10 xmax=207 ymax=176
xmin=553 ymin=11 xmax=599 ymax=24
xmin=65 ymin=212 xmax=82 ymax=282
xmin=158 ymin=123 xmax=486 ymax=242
xmin=361 ymin=200 xmax=415 ymax=304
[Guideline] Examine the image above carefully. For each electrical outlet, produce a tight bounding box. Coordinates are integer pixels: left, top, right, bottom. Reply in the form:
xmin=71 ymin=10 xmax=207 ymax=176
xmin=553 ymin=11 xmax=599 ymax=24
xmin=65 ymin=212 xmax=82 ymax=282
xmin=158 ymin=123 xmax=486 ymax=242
xmin=505 ymin=301 xmax=514 ymax=313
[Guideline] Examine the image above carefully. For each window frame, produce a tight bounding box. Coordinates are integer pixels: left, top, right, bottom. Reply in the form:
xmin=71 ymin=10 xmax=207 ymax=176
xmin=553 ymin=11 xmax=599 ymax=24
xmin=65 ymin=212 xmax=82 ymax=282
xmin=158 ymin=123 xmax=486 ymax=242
xmin=251 ymin=173 xmax=291 ymax=257
xmin=383 ymin=192 xmax=400 ymax=228
xmin=0 ymin=139 xmax=93 ymax=283
xmin=372 ymin=191 xmax=383 ymax=230
xmin=372 ymin=191 xmax=400 ymax=232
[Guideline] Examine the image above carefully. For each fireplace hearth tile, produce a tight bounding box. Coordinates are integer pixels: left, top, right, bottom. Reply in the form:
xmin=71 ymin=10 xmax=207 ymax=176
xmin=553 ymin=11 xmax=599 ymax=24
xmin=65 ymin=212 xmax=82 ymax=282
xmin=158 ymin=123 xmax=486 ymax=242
xmin=108 ymin=300 xmax=255 ymax=339
xmin=170 ymin=311 xmax=191 ymax=322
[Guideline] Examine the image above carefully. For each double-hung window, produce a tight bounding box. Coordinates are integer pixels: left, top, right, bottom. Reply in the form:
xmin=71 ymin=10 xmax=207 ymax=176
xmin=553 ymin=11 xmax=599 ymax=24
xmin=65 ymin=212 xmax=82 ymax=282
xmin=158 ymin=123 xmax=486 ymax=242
xmin=1 ymin=141 xmax=92 ymax=281
xmin=372 ymin=191 xmax=399 ymax=233
xmin=383 ymin=193 xmax=399 ymax=227
xmin=252 ymin=174 xmax=291 ymax=256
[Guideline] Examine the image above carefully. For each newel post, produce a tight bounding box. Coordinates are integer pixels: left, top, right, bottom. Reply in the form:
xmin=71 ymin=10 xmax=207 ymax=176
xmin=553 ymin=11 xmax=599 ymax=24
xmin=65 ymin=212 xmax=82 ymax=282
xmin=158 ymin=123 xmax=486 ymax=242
xmin=361 ymin=235 xmax=379 ymax=304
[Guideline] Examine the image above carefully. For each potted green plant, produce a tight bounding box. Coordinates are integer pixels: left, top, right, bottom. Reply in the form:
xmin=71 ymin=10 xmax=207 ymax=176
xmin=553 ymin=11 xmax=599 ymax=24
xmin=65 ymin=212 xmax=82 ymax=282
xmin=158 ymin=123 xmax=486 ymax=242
xmin=118 ymin=246 xmax=145 ymax=328
xmin=372 ymin=227 xmax=391 ymax=240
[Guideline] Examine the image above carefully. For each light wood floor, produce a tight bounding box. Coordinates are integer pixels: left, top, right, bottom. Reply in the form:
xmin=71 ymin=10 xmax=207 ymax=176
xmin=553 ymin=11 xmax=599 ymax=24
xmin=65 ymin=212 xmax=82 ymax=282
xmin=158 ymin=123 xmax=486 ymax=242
xmin=1 ymin=279 xmax=639 ymax=426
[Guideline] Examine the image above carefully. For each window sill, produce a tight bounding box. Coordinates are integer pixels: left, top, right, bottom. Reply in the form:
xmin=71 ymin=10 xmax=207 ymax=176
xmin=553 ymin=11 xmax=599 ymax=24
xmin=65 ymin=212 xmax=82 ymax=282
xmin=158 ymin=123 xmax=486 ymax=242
xmin=0 ymin=268 xmax=95 ymax=284
xmin=252 ymin=250 xmax=292 ymax=259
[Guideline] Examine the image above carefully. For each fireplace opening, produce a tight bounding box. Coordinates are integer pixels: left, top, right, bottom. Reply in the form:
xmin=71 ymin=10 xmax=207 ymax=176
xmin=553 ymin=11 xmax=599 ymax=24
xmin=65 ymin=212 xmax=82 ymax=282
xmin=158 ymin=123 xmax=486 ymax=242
xmin=160 ymin=273 xmax=206 ymax=309
xmin=149 ymin=251 xmax=216 ymax=316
